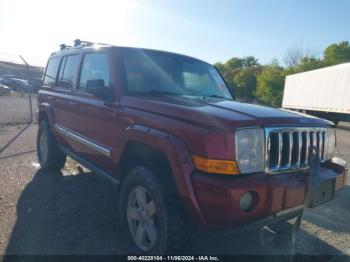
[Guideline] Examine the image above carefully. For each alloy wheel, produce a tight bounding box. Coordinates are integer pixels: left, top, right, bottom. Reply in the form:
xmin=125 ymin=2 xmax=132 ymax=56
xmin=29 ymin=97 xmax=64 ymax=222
xmin=127 ymin=186 xmax=158 ymax=251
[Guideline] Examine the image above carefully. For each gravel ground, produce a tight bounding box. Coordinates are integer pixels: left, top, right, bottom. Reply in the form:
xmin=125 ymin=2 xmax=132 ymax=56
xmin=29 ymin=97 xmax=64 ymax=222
xmin=0 ymin=122 xmax=349 ymax=259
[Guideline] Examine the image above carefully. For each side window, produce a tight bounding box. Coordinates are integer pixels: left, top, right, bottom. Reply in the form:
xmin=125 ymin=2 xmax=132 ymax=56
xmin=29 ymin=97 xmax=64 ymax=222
xmin=58 ymin=56 xmax=67 ymax=82
xmin=78 ymin=53 xmax=110 ymax=93
xmin=57 ymin=55 xmax=79 ymax=89
xmin=43 ymin=57 xmax=60 ymax=87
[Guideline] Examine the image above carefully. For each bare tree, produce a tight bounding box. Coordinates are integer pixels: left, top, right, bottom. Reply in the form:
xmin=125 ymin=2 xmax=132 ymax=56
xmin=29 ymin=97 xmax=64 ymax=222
xmin=283 ymin=44 xmax=318 ymax=68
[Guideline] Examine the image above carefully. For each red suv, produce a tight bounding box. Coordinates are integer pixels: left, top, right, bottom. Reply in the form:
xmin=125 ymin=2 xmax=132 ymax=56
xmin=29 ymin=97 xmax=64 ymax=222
xmin=37 ymin=40 xmax=347 ymax=254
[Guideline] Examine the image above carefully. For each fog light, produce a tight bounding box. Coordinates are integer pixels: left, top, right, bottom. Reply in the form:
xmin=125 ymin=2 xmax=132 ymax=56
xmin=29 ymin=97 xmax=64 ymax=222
xmin=240 ymin=191 xmax=258 ymax=212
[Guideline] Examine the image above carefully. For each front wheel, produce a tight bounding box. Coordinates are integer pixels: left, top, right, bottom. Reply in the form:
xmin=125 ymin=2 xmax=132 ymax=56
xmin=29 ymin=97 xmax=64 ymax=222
xmin=37 ymin=121 xmax=66 ymax=171
xmin=119 ymin=167 xmax=185 ymax=254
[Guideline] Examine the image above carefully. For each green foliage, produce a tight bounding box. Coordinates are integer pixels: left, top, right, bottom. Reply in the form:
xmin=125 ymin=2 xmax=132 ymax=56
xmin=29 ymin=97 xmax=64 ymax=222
xmin=232 ymin=68 xmax=258 ymax=101
xmin=255 ymin=63 xmax=285 ymax=107
xmin=295 ymin=57 xmax=324 ymax=72
xmin=285 ymin=57 xmax=324 ymax=75
xmin=324 ymin=41 xmax=350 ymax=66
xmin=242 ymin=56 xmax=259 ymax=67
xmin=226 ymin=57 xmax=243 ymax=70
xmin=213 ymin=62 xmax=225 ymax=73
xmin=215 ymin=40 xmax=350 ymax=107
xmin=214 ymin=56 xmax=260 ymax=101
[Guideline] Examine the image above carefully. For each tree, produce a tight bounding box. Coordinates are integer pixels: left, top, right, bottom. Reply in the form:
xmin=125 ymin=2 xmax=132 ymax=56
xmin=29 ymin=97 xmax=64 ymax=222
xmin=283 ymin=44 xmax=317 ymax=68
xmin=225 ymin=57 xmax=243 ymax=70
xmin=294 ymin=57 xmax=324 ymax=72
xmin=214 ymin=56 xmax=260 ymax=101
xmin=242 ymin=56 xmax=259 ymax=67
xmin=232 ymin=68 xmax=258 ymax=101
xmin=323 ymin=41 xmax=350 ymax=66
xmin=284 ymin=45 xmax=304 ymax=67
xmin=214 ymin=40 xmax=350 ymax=107
xmin=255 ymin=62 xmax=285 ymax=107
xmin=214 ymin=58 xmax=243 ymax=89
xmin=213 ymin=62 xmax=225 ymax=72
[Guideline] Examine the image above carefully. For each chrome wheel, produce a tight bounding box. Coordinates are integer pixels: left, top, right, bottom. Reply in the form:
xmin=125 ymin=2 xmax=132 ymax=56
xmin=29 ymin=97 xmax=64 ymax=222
xmin=127 ymin=186 xmax=158 ymax=251
xmin=39 ymin=130 xmax=49 ymax=164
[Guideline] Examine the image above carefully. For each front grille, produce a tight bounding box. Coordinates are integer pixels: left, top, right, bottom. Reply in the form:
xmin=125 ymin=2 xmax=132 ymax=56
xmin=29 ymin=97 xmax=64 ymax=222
xmin=265 ymin=127 xmax=327 ymax=173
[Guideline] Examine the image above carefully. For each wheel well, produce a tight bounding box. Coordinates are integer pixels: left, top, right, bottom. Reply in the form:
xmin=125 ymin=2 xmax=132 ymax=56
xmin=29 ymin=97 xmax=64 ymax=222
xmin=118 ymin=141 xmax=172 ymax=182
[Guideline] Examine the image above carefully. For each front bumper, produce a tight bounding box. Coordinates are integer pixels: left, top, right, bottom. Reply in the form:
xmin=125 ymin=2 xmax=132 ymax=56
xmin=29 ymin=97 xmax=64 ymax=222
xmin=192 ymin=159 xmax=347 ymax=231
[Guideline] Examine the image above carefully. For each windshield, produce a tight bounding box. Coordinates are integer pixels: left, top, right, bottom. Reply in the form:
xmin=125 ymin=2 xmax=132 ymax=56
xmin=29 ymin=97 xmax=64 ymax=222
xmin=122 ymin=49 xmax=233 ymax=100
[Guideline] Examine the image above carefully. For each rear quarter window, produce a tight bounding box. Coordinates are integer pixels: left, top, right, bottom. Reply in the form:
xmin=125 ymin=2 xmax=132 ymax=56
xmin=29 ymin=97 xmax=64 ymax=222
xmin=43 ymin=57 xmax=60 ymax=87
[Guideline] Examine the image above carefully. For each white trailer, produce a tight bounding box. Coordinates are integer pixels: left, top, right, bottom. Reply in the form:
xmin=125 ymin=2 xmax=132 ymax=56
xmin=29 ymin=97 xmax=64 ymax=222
xmin=282 ymin=63 xmax=350 ymax=125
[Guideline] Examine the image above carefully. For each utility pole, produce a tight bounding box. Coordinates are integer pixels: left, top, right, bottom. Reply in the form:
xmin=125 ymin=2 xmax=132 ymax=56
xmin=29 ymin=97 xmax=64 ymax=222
xmin=19 ymin=55 xmax=33 ymax=123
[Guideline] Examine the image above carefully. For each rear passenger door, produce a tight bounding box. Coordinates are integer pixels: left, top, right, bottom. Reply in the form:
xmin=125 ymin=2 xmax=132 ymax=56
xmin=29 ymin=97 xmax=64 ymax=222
xmin=54 ymin=54 xmax=80 ymax=131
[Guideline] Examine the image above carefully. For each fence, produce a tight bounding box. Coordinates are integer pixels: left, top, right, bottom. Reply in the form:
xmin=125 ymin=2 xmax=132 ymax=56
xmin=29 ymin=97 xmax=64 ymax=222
xmin=0 ymin=92 xmax=36 ymax=153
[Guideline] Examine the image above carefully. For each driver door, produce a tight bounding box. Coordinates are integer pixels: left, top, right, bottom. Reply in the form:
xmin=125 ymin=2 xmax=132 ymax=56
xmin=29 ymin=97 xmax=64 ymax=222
xmin=67 ymin=52 xmax=122 ymax=171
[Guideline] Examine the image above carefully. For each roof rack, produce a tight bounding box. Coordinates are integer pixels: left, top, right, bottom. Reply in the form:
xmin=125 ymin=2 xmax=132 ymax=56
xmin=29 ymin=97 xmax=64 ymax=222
xmin=59 ymin=44 xmax=72 ymax=50
xmin=74 ymin=39 xmax=109 ymax=47
xmin=58 ymin=39 xmax=109 ymax=52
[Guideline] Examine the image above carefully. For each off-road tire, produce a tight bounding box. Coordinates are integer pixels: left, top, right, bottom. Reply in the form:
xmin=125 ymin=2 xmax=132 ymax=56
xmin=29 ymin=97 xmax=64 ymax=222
xmin=37 ymin=121 xmax=66 ymax=171
xmin=119 ymin=166 xmax=185 ymax=254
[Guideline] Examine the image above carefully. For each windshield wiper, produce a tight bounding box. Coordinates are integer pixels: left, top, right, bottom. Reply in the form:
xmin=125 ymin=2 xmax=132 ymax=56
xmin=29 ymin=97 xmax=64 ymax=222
xmin=202 ymin=95 xmax=233 ymax=100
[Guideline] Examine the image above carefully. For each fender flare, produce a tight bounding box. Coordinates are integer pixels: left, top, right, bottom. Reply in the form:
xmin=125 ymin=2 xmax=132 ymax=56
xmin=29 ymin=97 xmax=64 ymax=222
xmin=37 ymin=102 xmax=55 ymax=129
xmin=120 ymin=124 xmax=207 ymax=227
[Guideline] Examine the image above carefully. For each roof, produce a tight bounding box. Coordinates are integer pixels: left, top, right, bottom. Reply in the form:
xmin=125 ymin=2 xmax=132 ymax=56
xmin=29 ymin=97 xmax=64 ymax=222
xmin=50 ymin=39 xmax=209 ymax=65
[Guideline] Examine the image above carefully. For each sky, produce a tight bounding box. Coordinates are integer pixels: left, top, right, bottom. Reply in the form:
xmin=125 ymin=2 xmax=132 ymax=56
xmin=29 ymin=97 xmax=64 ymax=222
xmin=0 ymin=0 xmax=349 ymax=67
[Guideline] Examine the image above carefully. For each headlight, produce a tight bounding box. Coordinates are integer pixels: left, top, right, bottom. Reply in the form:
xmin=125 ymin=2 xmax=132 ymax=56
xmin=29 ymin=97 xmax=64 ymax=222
xmin=235 ymin=128 xmax=265 ymax=174
xmin=326 ymin=128 xmax=336 ymax=159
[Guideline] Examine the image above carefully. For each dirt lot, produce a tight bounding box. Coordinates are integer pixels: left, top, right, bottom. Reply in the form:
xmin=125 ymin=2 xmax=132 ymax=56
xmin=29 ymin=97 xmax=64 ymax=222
xmin=0 ymin=122 xmax=349 ymax=259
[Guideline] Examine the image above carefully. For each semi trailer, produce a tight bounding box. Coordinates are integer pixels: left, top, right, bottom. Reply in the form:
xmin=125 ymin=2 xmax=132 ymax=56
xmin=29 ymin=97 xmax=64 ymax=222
xmin=282 ymin=63 xmax=350 ymax=125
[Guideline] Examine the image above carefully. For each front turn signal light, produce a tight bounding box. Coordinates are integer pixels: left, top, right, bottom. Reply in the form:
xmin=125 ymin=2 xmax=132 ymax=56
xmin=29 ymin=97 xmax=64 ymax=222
xmin=193 ymin=156 xmax=240 ymax=175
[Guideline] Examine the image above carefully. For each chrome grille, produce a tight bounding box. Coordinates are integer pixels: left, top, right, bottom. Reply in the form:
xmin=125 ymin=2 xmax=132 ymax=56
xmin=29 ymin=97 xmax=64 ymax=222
xmin=265 ymin=127 xmax=327 ymax=173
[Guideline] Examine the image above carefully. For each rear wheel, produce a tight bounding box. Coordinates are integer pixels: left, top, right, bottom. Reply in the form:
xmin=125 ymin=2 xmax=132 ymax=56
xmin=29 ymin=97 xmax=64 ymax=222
xmin=119 ymin=167 xmax=185 ymax=254
xmin=37 ymin=121 xmax=66 ymax=171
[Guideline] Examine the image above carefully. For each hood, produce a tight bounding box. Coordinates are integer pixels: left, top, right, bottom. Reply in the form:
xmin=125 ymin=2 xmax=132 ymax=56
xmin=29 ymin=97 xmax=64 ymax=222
xmin=121 ymin=95 xmax=333 ymax=130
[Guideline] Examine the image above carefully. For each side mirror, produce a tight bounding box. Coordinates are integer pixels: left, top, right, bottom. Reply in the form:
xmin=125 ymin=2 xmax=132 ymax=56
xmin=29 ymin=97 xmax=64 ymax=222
xmin=86 ymin=79 xmax=109 ymax=100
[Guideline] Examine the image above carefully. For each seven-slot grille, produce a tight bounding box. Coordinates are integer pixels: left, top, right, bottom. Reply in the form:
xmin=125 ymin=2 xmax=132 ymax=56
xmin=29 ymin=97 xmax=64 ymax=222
xmin=265 ymin=127 xmax=327 ymax=173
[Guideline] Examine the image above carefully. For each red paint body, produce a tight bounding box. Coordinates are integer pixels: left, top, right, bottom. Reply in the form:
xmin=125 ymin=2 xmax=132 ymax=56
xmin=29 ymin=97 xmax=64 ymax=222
xmin=38 ymin=45 xmax=347 ymax=231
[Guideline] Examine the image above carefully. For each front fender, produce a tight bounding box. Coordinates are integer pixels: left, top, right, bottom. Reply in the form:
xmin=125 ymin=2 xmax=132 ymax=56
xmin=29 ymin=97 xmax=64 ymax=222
xmin=120 ymin=124 xmax=207 ymax=227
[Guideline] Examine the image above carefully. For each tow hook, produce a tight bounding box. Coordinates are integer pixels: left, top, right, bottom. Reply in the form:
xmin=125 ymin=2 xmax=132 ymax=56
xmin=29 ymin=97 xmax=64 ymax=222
xmin=305 ymin=145 xmax=321 ymax=208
